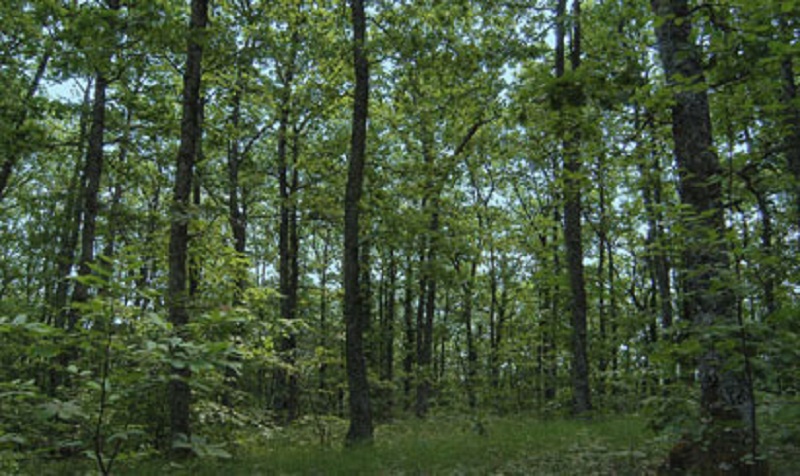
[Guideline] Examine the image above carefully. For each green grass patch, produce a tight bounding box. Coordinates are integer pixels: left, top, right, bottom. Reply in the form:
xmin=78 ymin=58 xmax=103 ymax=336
xmin=20 ymin=414 xmax=668 ymax=475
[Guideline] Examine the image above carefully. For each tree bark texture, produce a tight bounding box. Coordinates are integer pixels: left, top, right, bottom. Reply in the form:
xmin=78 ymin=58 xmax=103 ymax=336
xmin=167 ymin=0 xmax=208 ymax=452
xmin=555 ymin=0 xmax=591 ymax=415
xmin=343 ymin=0 xmax=373 ymax=445
xmin=651 ymin=0 xmax=760 ymax=472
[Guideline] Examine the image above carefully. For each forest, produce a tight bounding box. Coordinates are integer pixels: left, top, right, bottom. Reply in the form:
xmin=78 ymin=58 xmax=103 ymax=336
xmin=1 ymin=0 xmax=799 ymax=474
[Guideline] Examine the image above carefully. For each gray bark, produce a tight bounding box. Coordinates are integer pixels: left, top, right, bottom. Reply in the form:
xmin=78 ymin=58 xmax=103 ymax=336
xmin=651 ymin=0 xmax=760 ymax=471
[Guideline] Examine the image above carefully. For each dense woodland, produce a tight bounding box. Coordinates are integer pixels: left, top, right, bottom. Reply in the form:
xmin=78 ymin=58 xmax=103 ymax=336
xmin=1 ymin=0 xmax=799 ymax=473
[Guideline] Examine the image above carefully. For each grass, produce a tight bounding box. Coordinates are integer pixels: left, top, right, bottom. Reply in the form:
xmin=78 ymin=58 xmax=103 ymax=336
xmin=18 ymin=407 xmax=800 ymax=475
xmin=19 ymin=414 xmax=669 ymax=475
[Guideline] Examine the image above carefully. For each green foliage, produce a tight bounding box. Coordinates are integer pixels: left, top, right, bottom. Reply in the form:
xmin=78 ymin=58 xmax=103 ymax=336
xmin=1 ymin=0 xmax=799 ymax=469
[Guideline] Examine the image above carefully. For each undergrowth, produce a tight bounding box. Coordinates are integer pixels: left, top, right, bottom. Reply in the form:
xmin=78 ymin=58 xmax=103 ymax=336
xmin=17 ymin=407 xmax=800 ymax=475
xmin=19 ymin=415 xmax=668 ymax=475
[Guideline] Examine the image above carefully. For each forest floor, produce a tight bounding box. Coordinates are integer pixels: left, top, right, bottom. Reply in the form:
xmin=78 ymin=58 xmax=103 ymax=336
xmin=17 ymin=413 xmax=800 ymax=475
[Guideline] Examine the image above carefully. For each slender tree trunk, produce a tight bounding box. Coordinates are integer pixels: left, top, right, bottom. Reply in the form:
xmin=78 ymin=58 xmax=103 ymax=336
xmin=555 ymin=0 xmax=591 ymax=415
xmin=438 ymin=291 xmax=448 ymax=382
xmin=741 ymin=131 xmax=778 ymax=318
xmin=0 ymin=48 xmax=50 ymax=202
xmin=652 ymin=0 xmax=761 ymax=471
xmin=102 ymin=107 xmax=131 ymax=266
xmin=188 ymin=100 xmax=205 ymax=297
xmin=71 ymin=0 xmax=122 ymax=326
xmin=361 ymin=240 xmax=375 ymax=369
xmin=52 ymin=83 xmax=92 ymax=331
xmin=402 ymin=254 xmax=415 ymax=410
xmin=463 ymin=259 xmax=479 ymax=409
xmin=779 ymin=39 xmax=800 ymax=226
xmin=317 ymin=227 xmax=331 ymax=407
xmin=343 ymin=0 xmax=373 ymax=445
xmin=379 ymin=250 xmax=397 ymax=419
xmin=69 ymin=73 xmax=109 ymax=326
xmin=496 ymin=269 xmax=508 ymax=397
xmin=638 ymin=106 xmax=673 ymax=332
xmin=227 ymin=83 xmax=247 ymax=301
xmin=275 ymin=67 xmax=300 ymax=423
xmin=167 ymin=0 xmax=208 ymax=453
xmin=597 ymin=163 xmax=609 ymax=397
xmin=607 ymin=235 xmax=618 ymax=385
xmin=489 ymin=250 xmax=500 ymax=390
xmin=48 ymin=88 xmax=90 ymax=392
xmin=542 ymin=206 xmax=559 ymax=402
xmin=416 ymin=205 xmax=438 ymax=418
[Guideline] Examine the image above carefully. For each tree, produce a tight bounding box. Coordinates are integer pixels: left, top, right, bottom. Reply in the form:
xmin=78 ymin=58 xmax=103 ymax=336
xmin=553 ymin=0 xmax=591 ymax=415
xmin=0 ymin=0 xmax=51 ymax=203
xmin=651 ymin=0 xmax=761 ymax=471
xmin=274 ymin=19 xmax=301 ymax=426
xmin=343 ymin=0 xmax=373 ymax=445
xmin=70 ymin=0 xmax=122 ymax=328
xmin=167 ymin=0 xmax=209 ymax=453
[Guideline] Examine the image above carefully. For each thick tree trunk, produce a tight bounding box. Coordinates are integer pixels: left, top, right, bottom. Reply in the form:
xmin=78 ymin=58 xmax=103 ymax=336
xmin=651 ymin=0 xmax=761 ymax=472
xmin=167 ymin=0 xmax=208 ymax=453
xmin=343 ymin=0 xmax=373 ymax=445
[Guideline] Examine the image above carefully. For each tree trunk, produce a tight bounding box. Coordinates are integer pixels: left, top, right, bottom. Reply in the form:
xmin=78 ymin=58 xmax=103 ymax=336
xmin=402 ymin=255 xmax=415 ymax=410
xmin=343 ymin=0 xmax=373 ymax=445
xmin=463 ymin=259 xmax=478 ymax=409
xmin=555 ymin=0 xmax=591 ymax=415
xmin=651 ymin=0 xmax=761 ymax=471
xmin=167 ymin=0 xmax=208 ymax=453
xmin=70 ymin=0 xmax=121 ymax=327
xmin=69 ymin=73 xmax=109 ymax=326
xmin=227 ymin=82 xmax=247 ymax=302
xmin=52 ymin=83 xmax=92 ymax=331
xmin=317 ymin=227 xmax=331 ymax=407
xmin=779 ymin=22 xmax=800 ymax=226
xmin=638 ymin=108 xmax=673 ymax=332
xmin=379 ymin=250 xmax=397 ymax=419
xmin=415 ymin=206 xmax=437 ymax=418
xmin=489 ymin=250 xmax=499 ymax=390
xmin=0 ymin=48 xmax=50 ymax=202
xmin=275 ymin=63 xmax=300 ymax=424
